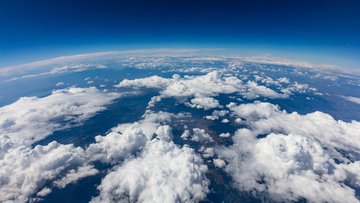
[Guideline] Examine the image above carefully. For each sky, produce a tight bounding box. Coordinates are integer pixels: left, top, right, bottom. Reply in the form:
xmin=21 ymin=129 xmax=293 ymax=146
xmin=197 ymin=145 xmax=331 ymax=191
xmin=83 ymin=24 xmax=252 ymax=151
xmin=1 ymin=0 xmax=360 ymax=68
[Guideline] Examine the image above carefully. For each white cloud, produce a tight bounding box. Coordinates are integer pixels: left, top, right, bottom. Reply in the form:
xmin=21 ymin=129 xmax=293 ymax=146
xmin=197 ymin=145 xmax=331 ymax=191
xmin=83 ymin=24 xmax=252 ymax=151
xmin=56 ymin=81 xmax=65 ymax=87
xmin=227 ymin=101 xmax=360 ymax=153
xmin=181 ymin=129 xmax=191 ymax=140
xmin=205 ymin=110 xmax=229 ymax=120
xmin=221 ymin=118 xmax=230 ymax=123
xmin=0 ymin=141 xmax=86 ymax=203
xmin=117 ymin=71 xmax=287 ymax=109
xmin=88 ymin=111 xmax=209 ymax=203
xmin=187 ymin=97 xmax=220 ymax=110
xmin=86 ymin=111 xmax=175 ymax=164
xmin=277 ymin=77 xmax=290 ymax=84
xmin=91 ymin=139 xmax=209 ymax=203
xmin=3 ymin=64 xmax=108 ymax=82
xmin=200 ymin=147 xmax=215 ymax=158
xmin=191 ymin=128 xmax=214 ymax=143
xmin=51 ymin=64 xmax=106 ymax=74
xmin=118 ymin=75 xmax=174 ymax=89
xmin=226 ymin=101 xmax=280 ymax=122
xmin=53 ymin=165 xmax=98 ymax=189
xmin=219 ymin=132 xmax=231 ymax=138
xmin=36 ymin=187 xmax=52 ymax=197
xmin=240 ymin=55 xmax=346 ymax=73
xmin=340 ymin=95 xmax=360 ymax=105
xmin=0 ymin=111 xmax=181 ymax=202
xmin=244 ymin=81 xmax=286 ymax=99
xmin=0 ymin=87 xmax=128 ymax=202
xmin=0 ymin=49 xmax=208 ymax=78
xmin=217 ymin=101 xmax=360 ymax=203
xmin=0 ymin=87 xmax=121 ymax=156
xmin=213 ymin=159 xmax=226 ymax=168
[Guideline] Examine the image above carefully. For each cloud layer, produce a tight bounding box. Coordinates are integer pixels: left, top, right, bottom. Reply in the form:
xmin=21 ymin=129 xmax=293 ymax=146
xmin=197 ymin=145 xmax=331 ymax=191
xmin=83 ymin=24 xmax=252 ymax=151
xmin=0 ymin=87 xmax=120 ymax=155
xmin=218 ymin=101 xmax=360 ymax=203
xmin=117 ymin=71 xmax=289 ymax=110
xmin=91 ymin=139 xmax=209 ymax=203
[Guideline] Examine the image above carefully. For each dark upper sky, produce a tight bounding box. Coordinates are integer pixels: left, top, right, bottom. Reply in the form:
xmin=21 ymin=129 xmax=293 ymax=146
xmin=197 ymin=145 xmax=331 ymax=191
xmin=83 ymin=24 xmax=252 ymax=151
xmin=1 ymin=0 xmax=360 ymax=67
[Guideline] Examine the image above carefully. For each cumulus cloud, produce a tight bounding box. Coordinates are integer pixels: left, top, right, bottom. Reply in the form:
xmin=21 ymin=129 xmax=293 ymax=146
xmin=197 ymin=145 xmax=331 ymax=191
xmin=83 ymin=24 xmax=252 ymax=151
xmin=205 ymin=110 xmax=229 ymax=120
xmin=0 ymin=111 xmax=185 ymax=202
xmin=36 ymin=187 xmax=52 ymax=197
xmin=0 ymin=87 xmax=126 ymax=202
xmin=190 ymin=128 xmax=214 ymax=143
xmin=91 ymin=139 xmax=209 ymax=203
xmin=217 ymin=101 xmax=360 ymax=203
xmin=88 ymin=111 xmax=210 ymax=203
xmin=186 ymin=97 xmax=220 ymax=110
xmin=84 ymin=109 xmax=182 ymax=172
xmin=219 ymin=132 xmax=231 ymax=138
xmin=0 ymin=87 xmax=121 ymax=155
xmin=0 ymin=141 xmax=86 ymax=203
xmin=227 ymin=101 xmax=360 ymax=153
xmin=53 ymin=165 xmax=98 ymax=189
xmin=244 ymin=81 xmax=286 ymax=99
xmin=86 ymin=111 xmax=175 ymax=163
xmin=117 ymin=71 xmax=287 ymax=109
xmin=200 ymin=147 xmax=215 ymax=158
xmin=213 ymin=158 xmax=226 ymax=168
xmin=253 ymin=75 xmax=316 ymax=97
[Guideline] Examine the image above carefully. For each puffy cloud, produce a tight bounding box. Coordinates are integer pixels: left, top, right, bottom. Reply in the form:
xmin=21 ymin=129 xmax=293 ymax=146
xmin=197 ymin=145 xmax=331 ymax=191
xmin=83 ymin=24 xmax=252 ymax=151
xmin=36 ymin=187 xmax=52 ymax=197
xmin=155 ymin=125 xmax=173 ymax=142
xmin=53 ymin=165 xmax=98 ymax=189
xmin=226 ymin=101 xmax=280 ymax=122
xmin=252 ymin=75 xmax=315 ymax=96
xmin=86 ymin=111 xmax=175 ymax=164
xmin=0 ymin=111 xmax=180 ymax=202
xmin=187 ymin=97 xmax=220 ymax=110
xmin=190 ymin=128 xmax=214 ymax=143
xmin=219 ymin=132 xmax=231 ymax=138
xmin=118 ymin=75 xmax=174 ymax=89
xmin=181 ymin=129 xmax=191 ymax=140
xmin=218 ymin=101 xmax=360 ymax=203
xmin=0 ymin=87 xmax=130 ymax=202
xmin=213 ymin=159 xmax=226 ymax=168
xmin=221 ymin=118 xmax=229 ymax=123
xmin=91 ymin=139 xmax=209 ymax=203
xmin=281 ymin=82 xmax=317 ymax=95
xmin=0 ymin=88 xmax=176 ymax=202
xmin=85 ymin=126 xmax=148 ymax=164
xmin=117 ymin=71 xmax=288 ymax=109
xmin=0 ymin=87 xmax=121 ymax=155
xmin=200 ymin=147 xmax=215 ymax=158
xmin=244 ymin=81 xmax=286 ymax=99
xmin=227 ymin=101 xmax=360 ymax=153
xmin=0 ymin=142 xmax=86 ymax=203
xmin=205 ymin=110 xmax=229 ymax=120
xmin=89 ymin=111 xmax=210 ymax=203
xmin=277 ymin=77 xmax=290 ymax=84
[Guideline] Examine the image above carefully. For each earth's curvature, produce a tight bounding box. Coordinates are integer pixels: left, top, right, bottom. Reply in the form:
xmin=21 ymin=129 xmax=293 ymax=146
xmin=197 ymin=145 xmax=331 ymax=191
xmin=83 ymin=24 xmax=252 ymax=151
xmin=0 ymin=49 xmax=359 ymax=203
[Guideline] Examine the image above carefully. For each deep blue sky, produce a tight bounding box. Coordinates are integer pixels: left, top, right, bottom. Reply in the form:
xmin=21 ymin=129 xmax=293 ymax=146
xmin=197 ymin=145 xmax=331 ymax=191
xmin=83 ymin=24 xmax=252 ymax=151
xmin=1 ymin=0 xmax=360 ymax=68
